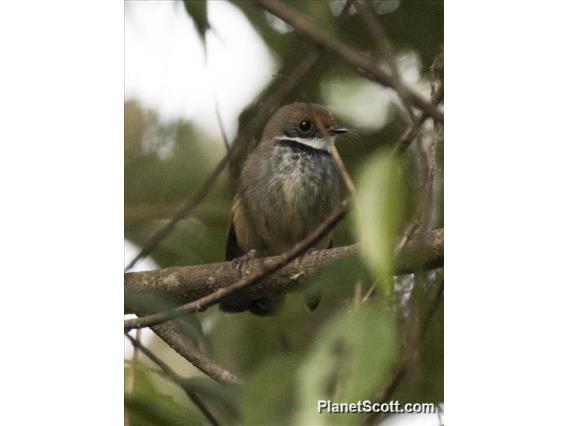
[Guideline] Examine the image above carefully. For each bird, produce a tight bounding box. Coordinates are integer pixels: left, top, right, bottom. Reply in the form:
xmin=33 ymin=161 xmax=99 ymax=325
xmin=220 ymin=102 xmax=348 ymax=315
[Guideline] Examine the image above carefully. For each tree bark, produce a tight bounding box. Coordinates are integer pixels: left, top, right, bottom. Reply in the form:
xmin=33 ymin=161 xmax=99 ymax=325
xmin=125 ymin=229 xmax=443 ymax=314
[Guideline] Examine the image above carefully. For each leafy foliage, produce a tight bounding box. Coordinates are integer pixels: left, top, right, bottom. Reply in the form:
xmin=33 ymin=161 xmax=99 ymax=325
xmin=354 ymin=150 xmax=406 ymax=295
xmin=125 ymin=0 xmax=443 ymax=424
xmin=183 ymin=0 xmax=210 ymax=43
xmin=125 ymin=368 xmax=204 ymax=426
xmin=297 ymin=306 xmax=398 ymax=425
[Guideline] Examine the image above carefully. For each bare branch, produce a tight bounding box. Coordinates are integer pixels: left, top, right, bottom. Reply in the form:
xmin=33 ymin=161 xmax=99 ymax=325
xmin=253 ymin=0 xmax=443 ymax=123
xmin=353 ymin=0 xmax=415 ymax=122
xmin=150 ymin=322 xmax=240 ymax=385
xmin=124 ymin=200 xmax=350 ymax=331
xmin=124 ymin=333 xmax=222 ymax=426
xmin=331 ymin=145 xmax=356 ymax=194
xmin=393 ymin=85 xmax=444 ymax=155
xmin=213 ymin=93 xmax=231 ymax=152
xmin=125 ymin=228 xmax=443 ymax=316
xmin=125 ymin=329 xmax=141 ymax=394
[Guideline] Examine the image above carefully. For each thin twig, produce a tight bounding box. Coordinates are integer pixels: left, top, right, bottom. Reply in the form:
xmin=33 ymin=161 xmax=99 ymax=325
xmin=125 ymin=200 xmax=349 ymax=331
xmin=353 ymin=280 xmax=362 ymax=311
xmin=124 ymin=328 xmax=141 ymax=426
xmin=401 ymin=53 xmax=444 ymax=252
xmin=396 ymin=220 xmax=420 ymax=254
xmin=124 ymin=333 xmax=222 ymax=426
xmin=393 ymin=85 xmax=444 ymax=155
xmin=125 ymin=153 xmax=231 ymax=271
xmin=353 ymin=0 xmax=415 ymax=123
xmin=362 ymin=282 xmax=376 ymax=304
xmin=213 ymin=93 xmax=231 ymax=153
xmin=331 ymin=145 xmax=356 ymax=194
xmin=253 ymin=0 xmax=443 ymax=123
xmin=125 ymin=328 xmax=141 ymax=394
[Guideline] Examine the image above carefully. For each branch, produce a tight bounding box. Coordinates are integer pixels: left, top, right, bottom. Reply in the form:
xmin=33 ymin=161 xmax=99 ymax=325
xmin=124 ymin=201 xmax=350 ymax=331
xmin=331 ymin=145 xmax=356 ymax=194
xmin=353 ymin=0 xmax=415 ymax=122
xmin=126 ymin=227 xmax=443 ymax=314
xmin=253 ymin=0 xmax=443 ymax=123
xmin=124 ymin=333 xmax=222 ymax=426
xmin=150 ymin=322 xmax=240 ymax=385
xmin=393 ymin=84 xmax=444 ymax=155
xmin=213 ymin=93 xmax=231 ymax=153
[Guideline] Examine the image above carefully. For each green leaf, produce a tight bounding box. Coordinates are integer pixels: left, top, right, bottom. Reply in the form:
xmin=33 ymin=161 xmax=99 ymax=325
xmin=296 ymin=306 xmax=397 ymax=425
xmin=241 ymin=355 xmax=300 ymax=425
xmin=128 ymin=217 xmax=221 ymax=268
xmin=353 ymin=150 xmax=405 ymax=295
xmin=303 ymin=254 xmax=374 ymax=313
xmin=183 ymin=0 xmax=210 ymax=44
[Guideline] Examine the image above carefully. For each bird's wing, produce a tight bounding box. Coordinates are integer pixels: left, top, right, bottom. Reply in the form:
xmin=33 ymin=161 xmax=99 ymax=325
xmin=225 ymin=217 xmax=245 ymax=261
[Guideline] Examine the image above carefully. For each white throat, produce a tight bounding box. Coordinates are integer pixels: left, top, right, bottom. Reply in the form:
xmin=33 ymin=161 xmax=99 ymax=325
xmin=274 ymin=136 xmax=333 ymax=153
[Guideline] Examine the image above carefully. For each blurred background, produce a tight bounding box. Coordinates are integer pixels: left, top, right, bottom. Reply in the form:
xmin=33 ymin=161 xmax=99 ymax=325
xmin=125 ymin=1 xmax=443 ymax=425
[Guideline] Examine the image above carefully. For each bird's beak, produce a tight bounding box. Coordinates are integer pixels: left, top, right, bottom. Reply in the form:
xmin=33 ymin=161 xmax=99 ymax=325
xmin=328 ymin=125 xmax=348 ymax=135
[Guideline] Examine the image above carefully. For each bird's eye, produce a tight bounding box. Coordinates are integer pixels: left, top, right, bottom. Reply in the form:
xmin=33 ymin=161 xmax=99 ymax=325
xmin=299 ymin=120 xmax=312 ymax=132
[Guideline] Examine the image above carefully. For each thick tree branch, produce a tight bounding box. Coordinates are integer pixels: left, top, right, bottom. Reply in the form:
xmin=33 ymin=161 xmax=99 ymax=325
xmin=253 ymin=0 xmax=443 ymax=123
xmin=126 ymin=228 xmax=443 ymax=315
xmin=125 ymin=201 xmax=350 ymax=330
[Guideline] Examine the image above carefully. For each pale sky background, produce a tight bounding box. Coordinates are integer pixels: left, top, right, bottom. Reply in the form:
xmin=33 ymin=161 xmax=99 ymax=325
xmin=124 ymin=0 xmax=428 ymax=139
xmin=125 ymin=0 xmax=278 ymax=141
xmin=125 ymin=2 xmax=440 ymax=424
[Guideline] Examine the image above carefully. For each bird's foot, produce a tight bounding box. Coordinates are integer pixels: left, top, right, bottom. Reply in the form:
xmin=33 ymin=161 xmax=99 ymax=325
xmin=231 ymin=249 xmax=259 ymax=275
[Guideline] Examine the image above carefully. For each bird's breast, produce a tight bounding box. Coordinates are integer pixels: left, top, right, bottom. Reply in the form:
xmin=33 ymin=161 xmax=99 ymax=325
xmin=240 ymin=143 xmax=340 ymax=253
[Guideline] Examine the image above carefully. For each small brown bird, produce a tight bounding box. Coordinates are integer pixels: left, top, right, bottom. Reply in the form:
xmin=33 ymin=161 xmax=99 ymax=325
xmin=221 ymin=102 xmax=347 ymax=315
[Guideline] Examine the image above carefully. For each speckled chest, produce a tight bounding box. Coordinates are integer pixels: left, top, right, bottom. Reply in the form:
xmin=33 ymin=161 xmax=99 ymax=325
xmin=242 ymin=140 xmax=340 ymax=250
xmin=271 ymin=141 xmax=339 ymax=212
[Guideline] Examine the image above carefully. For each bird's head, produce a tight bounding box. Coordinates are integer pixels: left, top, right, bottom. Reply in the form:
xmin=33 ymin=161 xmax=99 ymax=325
xmin=262 ymin=102 xmax=348 ymax=153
